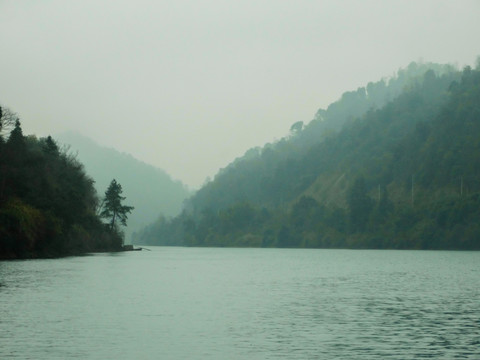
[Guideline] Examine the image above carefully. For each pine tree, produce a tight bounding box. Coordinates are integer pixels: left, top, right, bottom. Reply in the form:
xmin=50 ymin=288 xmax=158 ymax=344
xmin=7 ymin=119 xmax=25 ymax=153
xmin=42 ymin=136 xmax=59 ymax=157
xmin=100 ymin=179 xmax=134 ymax=231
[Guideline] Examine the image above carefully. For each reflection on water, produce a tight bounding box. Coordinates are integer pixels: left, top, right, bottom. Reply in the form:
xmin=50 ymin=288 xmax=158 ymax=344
xmin=1 ymin=248 xmax=479 ymax=359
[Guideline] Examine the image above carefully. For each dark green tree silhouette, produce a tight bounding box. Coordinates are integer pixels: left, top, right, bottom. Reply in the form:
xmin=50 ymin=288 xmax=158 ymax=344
xmin=42 ymin=136 xmax=59 ymax=156
xmin=100 ymin=179 xmax=134 ymax=231
xmin=7 ymin=119 xmax=25 ymax=152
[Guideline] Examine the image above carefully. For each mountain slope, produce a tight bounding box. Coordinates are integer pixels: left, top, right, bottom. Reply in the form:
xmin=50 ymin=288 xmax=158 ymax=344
xmin=0 ymin=121 xmax=123 ymax=259
xmin=188 ymin=62 xmax=458 ymax=213
xmin=135 ymin=62 xmax=480 ymax=249
xmin=56 ymin=132 xmax=190 ymax=241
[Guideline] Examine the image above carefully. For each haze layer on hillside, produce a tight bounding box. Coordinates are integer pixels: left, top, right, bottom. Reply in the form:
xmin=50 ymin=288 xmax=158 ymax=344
xmin=1 ymin=0 xmax=479 ymax=187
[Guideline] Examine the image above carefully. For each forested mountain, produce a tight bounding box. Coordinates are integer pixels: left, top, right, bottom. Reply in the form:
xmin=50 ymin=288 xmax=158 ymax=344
xmin=56 ymin=132 xmax=190 ymax=242
xmin=186 ymin=62 xmax=458 ymax=213
xmin=134 ymin=62 xmax=480 ymax=250
xmin=0 ymin=112 xmax=125 ymax=259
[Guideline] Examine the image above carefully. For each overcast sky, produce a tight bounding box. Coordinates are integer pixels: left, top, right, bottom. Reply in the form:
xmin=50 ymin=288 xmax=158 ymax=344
xmin=0 ymin=1 xmax=479 ymax=188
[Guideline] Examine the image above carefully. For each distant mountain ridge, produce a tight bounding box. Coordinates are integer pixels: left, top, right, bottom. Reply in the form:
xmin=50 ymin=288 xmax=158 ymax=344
xmin=134 ymin=61 xmax=480 ymax=250
xmin=56 ymin=132 xmax=190 ymax=242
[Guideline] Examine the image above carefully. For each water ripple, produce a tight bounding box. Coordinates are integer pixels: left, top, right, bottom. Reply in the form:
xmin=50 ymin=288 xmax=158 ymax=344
xmin=1 ymin=249 xmax=479 ymax=359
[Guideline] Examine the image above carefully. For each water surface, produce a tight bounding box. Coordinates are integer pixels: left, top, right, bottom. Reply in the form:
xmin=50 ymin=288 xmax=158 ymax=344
xmin=1 ymin=248 xmax=479 ymax=359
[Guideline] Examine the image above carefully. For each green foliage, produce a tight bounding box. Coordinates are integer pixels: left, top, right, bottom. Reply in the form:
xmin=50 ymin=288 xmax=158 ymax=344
xmin=0 ymin=118 xmax=124 ymax=259
xmin=100 ymin=179 xmax=134 ymax=231
xmin=135 ymin=62 xmax=480 ymax=250
xmin=0 ymin=198 xmax=44 ymax=256
xmin=42 ymin=135 xmax=59 ymax=156
xmin=347 ymin=177 xmax=373 ymax=233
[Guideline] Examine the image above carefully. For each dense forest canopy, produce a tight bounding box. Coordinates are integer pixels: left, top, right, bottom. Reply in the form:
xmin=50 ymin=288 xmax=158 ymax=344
xmin=0 ymin=112 xmax=128 ymax=259
xmin=134 ymin=61 xmax=480 ymax=250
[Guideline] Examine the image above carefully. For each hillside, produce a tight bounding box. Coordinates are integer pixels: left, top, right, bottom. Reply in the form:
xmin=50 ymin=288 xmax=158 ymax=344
xmin=0 ymin=116 xmax=124 ymax=259
xmin=134 ymin=62 xmax=480 ymax=249
xmin=56 ymin=132 xmax=190 ymax=241
xmin=187 ymin=62 xmax=458 ymax=213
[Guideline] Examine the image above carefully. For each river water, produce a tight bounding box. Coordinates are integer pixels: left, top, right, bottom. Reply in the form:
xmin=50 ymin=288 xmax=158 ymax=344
xmin=0 ymin=247 xmax=479 ymax=359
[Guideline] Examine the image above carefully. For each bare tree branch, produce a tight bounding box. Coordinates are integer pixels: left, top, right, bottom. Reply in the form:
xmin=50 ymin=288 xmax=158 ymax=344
xmin=0 ymin=106 xmax=20 ymax=137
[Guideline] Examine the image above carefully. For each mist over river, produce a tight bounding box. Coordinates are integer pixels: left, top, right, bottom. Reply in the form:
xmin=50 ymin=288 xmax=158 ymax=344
xmin=1 ymin=247 xmax=479 ymax=359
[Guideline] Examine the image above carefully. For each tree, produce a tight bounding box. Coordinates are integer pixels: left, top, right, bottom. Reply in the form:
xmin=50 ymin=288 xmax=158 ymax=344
xmin=42 ymin=136 xmax=59 ymax=157
xmin=290 ymin=121 xmax=304 ymax=135
xmin=7 ymin=119 xmax=25 ymax=152
xmin=100 ymin=179 xmax=134 ymax=231
xmin=0 ymin=107 xmax=20 ymax=139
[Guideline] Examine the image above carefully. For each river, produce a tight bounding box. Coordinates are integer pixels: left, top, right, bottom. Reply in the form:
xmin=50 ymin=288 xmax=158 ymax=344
xmin=1 ymin=247 xmax=479 ymax=359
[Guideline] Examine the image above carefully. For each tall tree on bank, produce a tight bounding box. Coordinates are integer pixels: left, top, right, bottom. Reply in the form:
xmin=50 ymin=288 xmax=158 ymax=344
xmin=100 ymin=179 xmax=134 ymax=232
xmin=0 ymin=109 xmax=126 ymax=258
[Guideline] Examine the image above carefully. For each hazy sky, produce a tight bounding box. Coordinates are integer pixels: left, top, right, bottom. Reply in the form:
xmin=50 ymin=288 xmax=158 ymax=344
xmin=0 ymin=1 xmax=479 ymax=188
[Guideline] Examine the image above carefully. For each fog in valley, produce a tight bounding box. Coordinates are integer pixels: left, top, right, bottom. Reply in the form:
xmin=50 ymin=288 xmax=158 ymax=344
xmin=1 ymin=0 xmax=479 ymax=188
xmin=3 ymin=2 xmax=480 ymax=359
